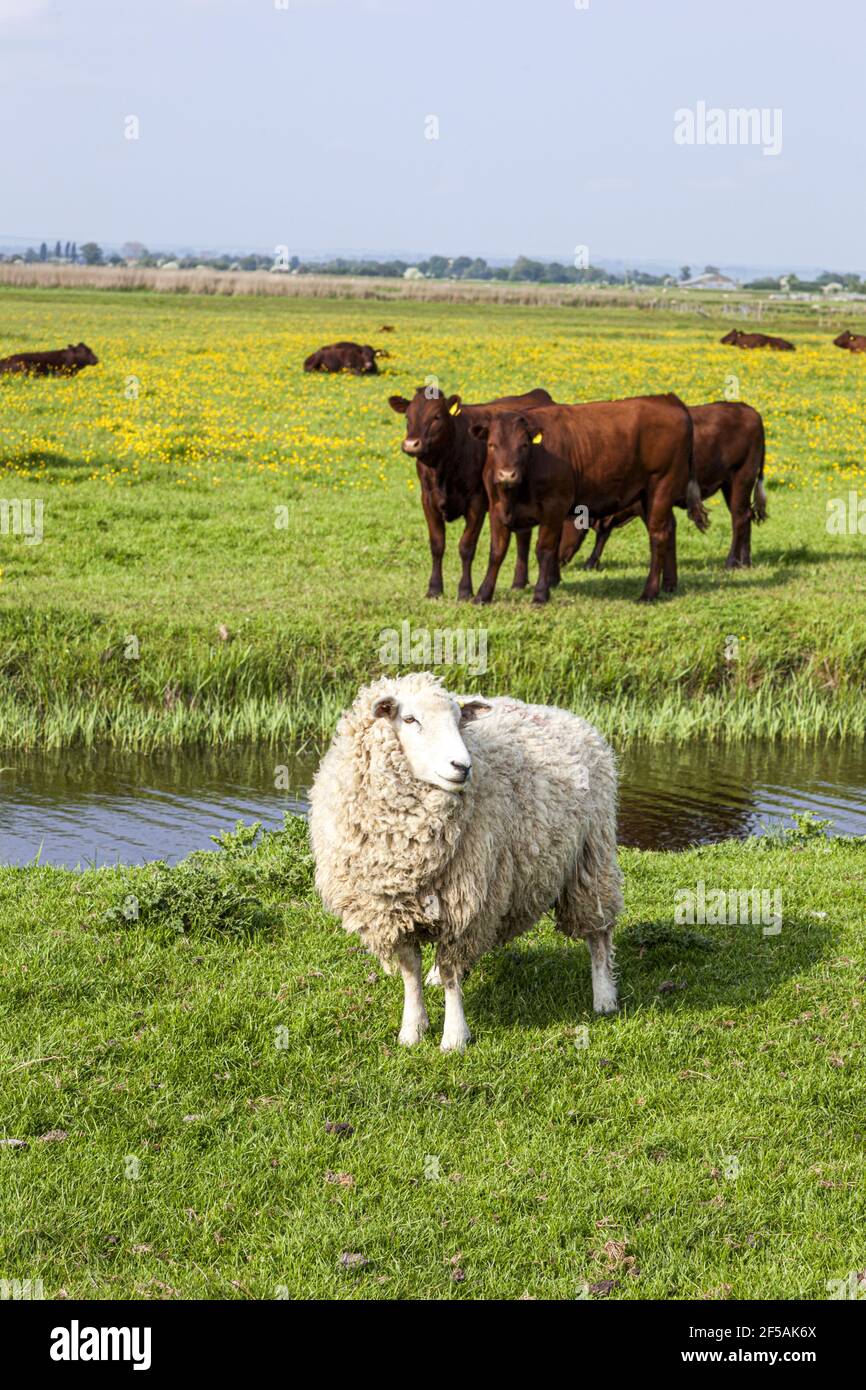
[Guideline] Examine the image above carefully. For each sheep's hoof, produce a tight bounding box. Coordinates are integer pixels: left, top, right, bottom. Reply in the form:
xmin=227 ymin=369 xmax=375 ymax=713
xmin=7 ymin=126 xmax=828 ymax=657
xmin=398 ymin=1020 xmax=429 ymax=1046
xmin=593 ymin=992 xmax=619 ymax=1016
xmin=425 ymin=964 xmax=442 ymax=987
xmin=440 ymin=1027 xmax=471 ymax=1053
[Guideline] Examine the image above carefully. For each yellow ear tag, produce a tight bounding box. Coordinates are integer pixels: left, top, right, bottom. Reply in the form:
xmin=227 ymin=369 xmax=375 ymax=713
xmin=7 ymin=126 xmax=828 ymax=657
xmin=449 ymin=402 xmax=461 ymax=416
xmin=532 ymin=431 xmax=543 ymax=444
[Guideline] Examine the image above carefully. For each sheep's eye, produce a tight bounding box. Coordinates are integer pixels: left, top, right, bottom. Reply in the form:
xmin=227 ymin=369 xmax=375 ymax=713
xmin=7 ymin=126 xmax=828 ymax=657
xmin=402 ymin=715 xmax=417 ymax=725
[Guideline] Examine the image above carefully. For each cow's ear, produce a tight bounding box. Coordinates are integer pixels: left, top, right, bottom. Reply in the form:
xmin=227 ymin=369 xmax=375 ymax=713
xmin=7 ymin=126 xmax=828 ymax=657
xmin=388 ymin=395 xmax=410 ymax=414
xmin=446 ymin=394 xmax=462 ymax=416
xmin=372 ymin=695 xmax=398 ymax=719
xmin=468 ymin=421 xmax=489 ymax=441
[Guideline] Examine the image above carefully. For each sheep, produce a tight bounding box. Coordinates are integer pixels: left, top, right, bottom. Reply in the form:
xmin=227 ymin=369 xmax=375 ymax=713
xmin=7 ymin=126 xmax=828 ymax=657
xmin=308 ymin=672 xmax=623 ymax=1052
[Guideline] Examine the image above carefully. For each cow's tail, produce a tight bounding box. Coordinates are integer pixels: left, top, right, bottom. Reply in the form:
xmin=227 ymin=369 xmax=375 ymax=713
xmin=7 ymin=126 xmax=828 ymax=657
xmin=751 ymin=417 xmax=767 ymax=523
xmin=678 ymin=397 xmax=709 ymax=533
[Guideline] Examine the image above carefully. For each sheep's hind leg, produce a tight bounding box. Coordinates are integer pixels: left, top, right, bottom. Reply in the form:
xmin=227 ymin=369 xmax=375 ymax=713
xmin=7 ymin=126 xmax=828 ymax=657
xmin=555 ymin=883 xmax=619 ymax=1015
xmin=439 ymin=964 xmax=471 ymax=1053
xmin=394 ymin=941 xmax=429 ymax=1046
xmin=425 ymin=959 xmax=442 ymax=987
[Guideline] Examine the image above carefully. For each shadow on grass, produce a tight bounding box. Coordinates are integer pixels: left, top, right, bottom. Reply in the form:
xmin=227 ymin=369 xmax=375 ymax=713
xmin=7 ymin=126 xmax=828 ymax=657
xmin=0 ymin=449 xmax=90 ymax=473
xmin=466 ymin=913 xmax=832 ymax=1026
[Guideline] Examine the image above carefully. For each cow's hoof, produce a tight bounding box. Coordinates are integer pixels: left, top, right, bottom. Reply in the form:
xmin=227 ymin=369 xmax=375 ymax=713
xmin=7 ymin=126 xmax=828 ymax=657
xmin=426 ymin=591 xmax=444 ymax=601
xmin=473 ymin=594 xmax=492 ymax=606
xmin=457 ymin=589 xmax=473 ymax=602
xmin=531 ymin=594 xmax=550 ymax=606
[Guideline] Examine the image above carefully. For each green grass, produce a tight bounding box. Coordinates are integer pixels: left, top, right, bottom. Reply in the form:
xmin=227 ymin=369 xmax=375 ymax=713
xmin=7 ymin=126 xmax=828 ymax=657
xmin=0 ymin=286 xmax=865 ymax=749
xmin=1 ymin=818 xmax=863 ymax=1300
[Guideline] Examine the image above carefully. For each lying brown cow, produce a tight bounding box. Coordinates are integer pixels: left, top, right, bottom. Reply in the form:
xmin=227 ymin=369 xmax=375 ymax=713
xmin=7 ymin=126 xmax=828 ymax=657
xmin=833 ymin=330 xmax=866 ymax=353
xmin=561 ymin=402 xmax=766 ymax=574
xmin=0 ymin=342 xmax=98 ymax=376
xmin=471 ymin=394 xmax=707 ymax=605
xmin=720 ymin=329 xmax=795 ymax=351
xmin=304 ymin=342 xmax=381 ymax=374
xmin=388 ymin=386 xmax=554 ymax=600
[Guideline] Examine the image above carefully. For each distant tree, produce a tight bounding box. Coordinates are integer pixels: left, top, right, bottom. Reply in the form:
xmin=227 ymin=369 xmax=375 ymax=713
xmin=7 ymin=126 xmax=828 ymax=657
xmin=680 ymin=265 xmax=691 ymax=282
xmin=70 ymin=242 xmax=77 ymax=262
xmin=39 ymin=241 xmax=48 ymax=261
xmin=703 ymin=264 xmax=721 ymax=276
xmin=450 ymin=255 xmax=473 ymax=278
xmin=24 ymin=247 xmax=37 ymax=263
xmin=80 ymin=242 xmax=103 ymax=265
xmin=54 ymin=240 xmax=62 ymax=259
xmin=121 ymin=241 xmax=147 ymax=262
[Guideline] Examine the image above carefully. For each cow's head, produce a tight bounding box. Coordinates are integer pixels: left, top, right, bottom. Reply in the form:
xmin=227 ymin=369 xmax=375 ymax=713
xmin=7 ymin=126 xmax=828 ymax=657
xmin=720 ymin=329 xmax=741 ymax=345
xmin=359 ymin=345 xmax=379 ymax=374
xmin=469 ymin=412 xmax=543 ymax=492
xmin=71 ymin=342 xmax=99 ymax=366
xmin=833 ymin=330 xmax=854 ymax=348
xmin=388 ymin=388 xmax=462 ymax=459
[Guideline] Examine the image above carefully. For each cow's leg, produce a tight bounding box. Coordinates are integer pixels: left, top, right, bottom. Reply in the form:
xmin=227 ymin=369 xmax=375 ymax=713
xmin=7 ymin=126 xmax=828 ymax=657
xmin=457 ymin=495 xmax=487 ymax=601
xmin=511 ymin=528 xmax=532 ymax=589
xmin=662 ymin=512 xmax=678 ymax=591
xmin=474 ymin=515 xmax=511 ymax=605
xmin=394 ymin=941 xmax=429 ymax=1046
xmin=532 ymin=524 xmax=561 ymax=605
xmin=723 ymin=477 xmax=753 ymax=569
xmin=420 ymin=486 xmax=445 ymax=599
xmin=559 ymin=515 xmax=589 ymax=567
xmin=639 ymin=492 xmax=672 ymax=603
xmin=583 ymin=519 xmax=614 ymax=571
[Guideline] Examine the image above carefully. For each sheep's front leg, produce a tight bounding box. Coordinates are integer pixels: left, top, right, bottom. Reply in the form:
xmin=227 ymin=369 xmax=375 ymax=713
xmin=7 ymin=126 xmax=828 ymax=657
xmin=440 ymin=968 xmax=471 ymax=1053
xmin=586 ymin=929 xmax=618 ymax=1015
xmin=394 ymin=941 xmax=429 ymax=1046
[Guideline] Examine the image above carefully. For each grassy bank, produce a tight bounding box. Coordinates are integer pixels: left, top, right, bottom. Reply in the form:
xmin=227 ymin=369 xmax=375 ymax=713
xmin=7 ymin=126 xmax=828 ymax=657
xmin=0 ymin=818 xmax=863 ymax=1300
xmin=1 ymin=287 xmax=865 ymax=749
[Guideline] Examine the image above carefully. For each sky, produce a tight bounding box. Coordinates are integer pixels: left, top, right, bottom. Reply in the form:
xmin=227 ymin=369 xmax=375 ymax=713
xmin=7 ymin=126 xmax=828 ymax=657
xmin=0 ymin=0 xmax=863 ymax=270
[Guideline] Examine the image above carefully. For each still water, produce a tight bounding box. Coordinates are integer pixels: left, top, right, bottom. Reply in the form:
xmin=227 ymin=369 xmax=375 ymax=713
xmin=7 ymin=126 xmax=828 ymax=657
xmin=1 ymin=741 xmax=865 ymax=867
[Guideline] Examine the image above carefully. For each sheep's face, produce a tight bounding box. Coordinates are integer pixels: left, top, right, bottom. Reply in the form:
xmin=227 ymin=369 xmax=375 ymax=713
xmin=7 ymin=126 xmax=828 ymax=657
xmin=372 ymin=688 xmax=491 ymax=794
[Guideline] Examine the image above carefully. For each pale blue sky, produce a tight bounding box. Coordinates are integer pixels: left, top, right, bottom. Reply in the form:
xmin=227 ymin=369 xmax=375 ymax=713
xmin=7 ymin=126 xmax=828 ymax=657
xmin=0 ymin=0 xmax=862 ymax=268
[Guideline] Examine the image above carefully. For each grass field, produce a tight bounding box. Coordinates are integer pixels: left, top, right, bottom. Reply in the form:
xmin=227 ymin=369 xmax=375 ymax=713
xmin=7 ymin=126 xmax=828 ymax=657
xmin=1 ymin=818 xmax=863 ymax=1301
xmin=1 ymin=286 xmax=865 ymax=749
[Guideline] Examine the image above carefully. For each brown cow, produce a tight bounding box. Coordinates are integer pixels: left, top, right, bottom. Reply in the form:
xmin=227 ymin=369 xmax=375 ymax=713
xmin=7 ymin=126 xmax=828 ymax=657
xmin=471 ymin=394 xmax=707 ymax=605
xmin=304 ymin=342 xmax=381 ymax=374
xmin=388 ymin=386 xmax=554 ymax=600
xmin=0 ymin=342 xmax=98 ymax=376
xmin=561 ymin=402 xmax=766 ymax=573
xmin=833 ymin=330 xmax=866 ymax=353
xmin=720 ymin=329 xmax=795 ymax=351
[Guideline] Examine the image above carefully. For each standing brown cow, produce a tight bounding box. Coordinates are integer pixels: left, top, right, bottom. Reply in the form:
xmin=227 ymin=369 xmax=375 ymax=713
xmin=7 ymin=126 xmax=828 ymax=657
xmin=471 ymin=394 xmax=707 ymax=605
xmin=833 ymin=330 xmax=866 ymax=353
xmin=388 ymin=386 xmax=554 ymax=600
xmin=561 ymin=402 xmax=766 ymax=572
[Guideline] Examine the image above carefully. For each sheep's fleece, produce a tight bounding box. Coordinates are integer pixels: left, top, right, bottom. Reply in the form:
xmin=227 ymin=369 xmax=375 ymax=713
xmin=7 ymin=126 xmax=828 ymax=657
xmin=309 ymin=672 xmax=623 ymax=1048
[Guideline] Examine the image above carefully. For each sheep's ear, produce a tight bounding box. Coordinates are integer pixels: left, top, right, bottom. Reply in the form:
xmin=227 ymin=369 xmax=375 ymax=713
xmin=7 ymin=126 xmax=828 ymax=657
xmin=372 ymin=696 xmax=398 ymax=719
xmin=458 ymin=698 xmax=492 ymax=723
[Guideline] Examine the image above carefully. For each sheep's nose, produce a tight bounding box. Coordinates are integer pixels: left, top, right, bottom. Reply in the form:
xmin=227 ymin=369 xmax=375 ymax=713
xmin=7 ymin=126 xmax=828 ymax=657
xmin=450 ymin=760 xmax=471 ymax=782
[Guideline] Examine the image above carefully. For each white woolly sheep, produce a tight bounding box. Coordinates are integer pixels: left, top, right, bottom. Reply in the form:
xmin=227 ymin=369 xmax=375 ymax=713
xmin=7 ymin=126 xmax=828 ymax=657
xmin=308 ymin=672 xmax=622 ymax=1052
